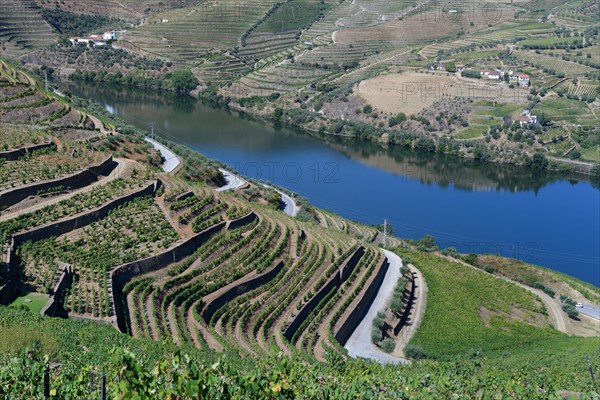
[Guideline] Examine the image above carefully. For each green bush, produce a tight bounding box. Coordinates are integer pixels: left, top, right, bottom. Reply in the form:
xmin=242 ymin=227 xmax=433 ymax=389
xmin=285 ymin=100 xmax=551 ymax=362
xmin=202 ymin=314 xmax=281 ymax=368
xmin=381 ymin=338 xmax=396 ymax=353
xmin=404 ymin=344 xmax=426 ymax=360
xmin=373 ymin=315 xmax=385 ymax=331
xmin=562 ymin=304 xmax=579 ymax=319
xmin=371 ymin=329 xmax=381 ymax=344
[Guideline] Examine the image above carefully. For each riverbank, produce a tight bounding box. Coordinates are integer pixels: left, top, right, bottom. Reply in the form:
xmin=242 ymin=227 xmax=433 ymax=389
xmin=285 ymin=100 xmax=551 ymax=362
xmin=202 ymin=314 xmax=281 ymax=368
xmin=58 ymin=79 xmax=600 ymax=286
xmin=226 ymin=100 xmax=599 ymax=178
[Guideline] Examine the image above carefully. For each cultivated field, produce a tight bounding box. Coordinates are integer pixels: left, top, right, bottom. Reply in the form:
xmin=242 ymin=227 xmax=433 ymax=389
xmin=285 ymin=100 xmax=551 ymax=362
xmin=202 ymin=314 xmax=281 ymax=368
xmin=356 ymin=72 xmax=527 ymax=115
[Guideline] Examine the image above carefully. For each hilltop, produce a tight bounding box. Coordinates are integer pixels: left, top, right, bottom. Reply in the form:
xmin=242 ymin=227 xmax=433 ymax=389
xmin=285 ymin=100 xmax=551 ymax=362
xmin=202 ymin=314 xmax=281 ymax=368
xmin=0 ymin=59 xmax=599 ymax=398
xmin=1 ymin=0 xmax=598 ymax=174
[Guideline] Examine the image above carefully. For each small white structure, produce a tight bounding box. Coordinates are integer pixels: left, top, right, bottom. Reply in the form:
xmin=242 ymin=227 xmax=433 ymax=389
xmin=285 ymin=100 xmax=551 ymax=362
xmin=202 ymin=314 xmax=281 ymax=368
xmin=516 ymin=73 xmax=530 ymax=87
xmin=70 ymin=30 xmax=115 ymax=47
xmin=161 ymin=18 xmax=169 ymax=23
xmin=480 ymin=69 xmax=501 ymax=80
xmin=516 ymin=110 xmax=539 ymax=127
xmin=103 ymin=31 xmax=116 ymax=40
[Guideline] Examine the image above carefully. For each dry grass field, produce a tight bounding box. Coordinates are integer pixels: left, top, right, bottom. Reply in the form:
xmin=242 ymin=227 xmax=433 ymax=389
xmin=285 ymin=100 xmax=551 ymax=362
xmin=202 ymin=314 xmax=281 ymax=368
xmin=355 ymin=72 xmax=528 ymax=115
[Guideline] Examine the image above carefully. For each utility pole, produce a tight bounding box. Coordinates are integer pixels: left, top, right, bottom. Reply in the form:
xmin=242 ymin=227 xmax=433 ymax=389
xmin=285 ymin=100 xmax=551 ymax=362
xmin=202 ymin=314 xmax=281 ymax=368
xmin=149 ymin=122 xmax=155 ymax=139
xmin=383 ymin=219 xmax=387 ymax=247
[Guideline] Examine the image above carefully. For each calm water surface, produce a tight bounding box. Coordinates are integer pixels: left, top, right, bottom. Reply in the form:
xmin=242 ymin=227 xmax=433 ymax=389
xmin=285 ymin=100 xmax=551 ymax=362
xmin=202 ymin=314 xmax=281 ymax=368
xmin=65 ymin=83 xmax=600 ymax=286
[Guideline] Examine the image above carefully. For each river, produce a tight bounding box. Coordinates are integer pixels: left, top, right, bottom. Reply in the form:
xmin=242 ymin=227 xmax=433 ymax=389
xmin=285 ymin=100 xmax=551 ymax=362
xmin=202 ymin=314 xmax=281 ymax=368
xmin=63 ymin=82 xmax=600 ymax=286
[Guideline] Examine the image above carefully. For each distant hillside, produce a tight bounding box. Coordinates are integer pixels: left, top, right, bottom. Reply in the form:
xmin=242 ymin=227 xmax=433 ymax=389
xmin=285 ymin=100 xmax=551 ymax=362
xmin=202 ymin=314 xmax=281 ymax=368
xmin=0 ymin=0 xmax=56 ymax=56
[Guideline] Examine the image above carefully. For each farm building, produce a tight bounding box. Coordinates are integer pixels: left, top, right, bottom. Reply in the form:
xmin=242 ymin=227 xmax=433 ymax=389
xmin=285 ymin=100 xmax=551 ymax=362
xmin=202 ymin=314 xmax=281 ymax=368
xmin=480 ymin=70 xmax=502 ymax=80
xmin=516 ymin=110 xmax=539 ymax=127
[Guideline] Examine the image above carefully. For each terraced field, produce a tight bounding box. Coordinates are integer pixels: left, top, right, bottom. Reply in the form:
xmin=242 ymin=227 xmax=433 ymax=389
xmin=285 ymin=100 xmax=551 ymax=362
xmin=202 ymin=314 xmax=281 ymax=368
xmin=121 ymin=0 xmax=279 ymax=63
xmin=117 ymin=198 xmax=393 ymax=360
xmin=1 ymin=63 xmax=402 ymax=359
xmin=0 ymin=0 xmax=56 ymax=55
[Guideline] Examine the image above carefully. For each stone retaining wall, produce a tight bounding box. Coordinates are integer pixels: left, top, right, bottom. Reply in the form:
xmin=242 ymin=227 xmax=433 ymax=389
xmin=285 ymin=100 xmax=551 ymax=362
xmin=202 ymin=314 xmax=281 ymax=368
xmin=284 ymin=246 xmax=365 ymax=342
xmin=11 ymin=180 xmax=158 ymax=250
xmin=0 ymin=141 xmax=55 ymax=161
xmin=1 ymin=180 xmax=159 ymax=306
xmin=0 ymin=156 xmax=117 ymax=208
xmin=111 ymin=212 xmax=258 ymax=333
xmin=40 ymin=263 xmax=73 ymax=317
xmin=202 ymin=260 xmax=285 ymax=323
xmin=334 ymin=256 xmax=390 ymax=346
xmin=0 ymin=284 xmax=17 ymax=305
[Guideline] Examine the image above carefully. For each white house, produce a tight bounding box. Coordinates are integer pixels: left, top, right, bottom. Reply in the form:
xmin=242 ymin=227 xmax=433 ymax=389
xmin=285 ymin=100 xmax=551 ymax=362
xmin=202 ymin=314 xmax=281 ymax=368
xmin=516 ymin=73 xmax=530 ymax=87
xmin=103 ymin=31 xmax=116 ymax=40
xmin=516 ymin=110 xmax=539 ymax=127
xmin=480 ymin=69 xmax=501 ymax=80
xmin=161 ymin=18 xmax=169 ymax=23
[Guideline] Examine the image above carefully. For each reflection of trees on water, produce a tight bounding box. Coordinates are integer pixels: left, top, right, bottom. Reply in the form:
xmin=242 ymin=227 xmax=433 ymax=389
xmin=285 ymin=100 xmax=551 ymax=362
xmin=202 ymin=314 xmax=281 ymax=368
xmin=318 ymin=136 xmax=595 ymax=193
xmin=64 ymin=81 xmax=598 ymax=193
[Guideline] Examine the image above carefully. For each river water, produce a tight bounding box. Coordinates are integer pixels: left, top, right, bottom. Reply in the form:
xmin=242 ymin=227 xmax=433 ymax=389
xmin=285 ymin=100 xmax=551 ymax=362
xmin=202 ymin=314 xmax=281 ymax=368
xmin=64 ymin=82 xmax=600 ymax=286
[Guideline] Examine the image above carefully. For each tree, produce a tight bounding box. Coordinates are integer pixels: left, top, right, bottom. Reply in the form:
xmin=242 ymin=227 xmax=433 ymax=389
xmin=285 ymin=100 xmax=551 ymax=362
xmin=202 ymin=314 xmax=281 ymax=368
xmin=417 ymin=235 xmax=437 ymax=251
xmin=445 ymin=62 xmax=457 ymax=73
xmin=527 ymin=153 xmax=548 ymax=171
xmin=170 ymin=70 xmax=199 ymax=94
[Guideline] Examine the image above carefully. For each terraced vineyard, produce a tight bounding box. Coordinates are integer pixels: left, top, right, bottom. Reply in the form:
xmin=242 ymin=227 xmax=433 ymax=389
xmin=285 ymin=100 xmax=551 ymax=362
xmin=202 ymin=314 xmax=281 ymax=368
xmin=0 ymin=0 xmax=56 ymax=56
xmin=118 ymin=197 xmax=393 ymax=360
xmin=121 ymin=0 xmax=278 ymax=63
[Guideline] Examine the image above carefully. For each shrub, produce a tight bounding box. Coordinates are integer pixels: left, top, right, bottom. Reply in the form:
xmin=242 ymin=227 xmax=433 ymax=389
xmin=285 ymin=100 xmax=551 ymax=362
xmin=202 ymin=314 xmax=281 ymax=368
xmin=562 ymin=304 xmax=579 ymax=319
xmin=390 ymin=296 xmax=403 ymax=313
xmin=381 ymin=338 xmax=396 ymax=353
xmin=404 ymin=344 xmax=426 ymax=360
xmin=373 ymin=315 xmax=385 ymax=330
xmin=484 ymin=265 xmax=495 ymax=274
xmin=371 ymin=330 xmax=382 ymax=344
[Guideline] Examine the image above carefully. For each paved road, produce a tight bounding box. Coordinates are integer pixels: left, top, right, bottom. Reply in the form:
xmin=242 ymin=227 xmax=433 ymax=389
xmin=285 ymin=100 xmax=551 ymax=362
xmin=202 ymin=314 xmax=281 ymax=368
xmin=261 ymin=184 xmax=299 ymax=217
xmin=145 ymin=138 xmax=180 ymax=173
xmin=216 ymin=169 xmax=247 ymax=192
xmin=344 ymin=249 xmax=408 ymax=364
xmin=579 ymin=304 xmax=600 ymax=320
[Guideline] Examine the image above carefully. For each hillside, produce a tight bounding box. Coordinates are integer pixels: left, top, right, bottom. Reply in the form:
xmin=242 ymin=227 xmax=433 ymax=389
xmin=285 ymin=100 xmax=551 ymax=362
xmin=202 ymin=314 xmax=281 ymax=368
xmin=1 ymin=0 xmax=597 ymax=172
xmin=0 ymin=60 xmax=599 ymax=398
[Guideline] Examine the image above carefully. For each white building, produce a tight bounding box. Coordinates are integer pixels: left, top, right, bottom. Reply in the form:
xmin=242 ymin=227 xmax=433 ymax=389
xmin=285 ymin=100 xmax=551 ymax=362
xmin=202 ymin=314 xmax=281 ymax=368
xmin=516 ymin=110 xmax=539 ymax=127
xmin=103 ymin=31 xmax=116 ymax=40
xmin=480 ymin=69 xmax=501 ymax=80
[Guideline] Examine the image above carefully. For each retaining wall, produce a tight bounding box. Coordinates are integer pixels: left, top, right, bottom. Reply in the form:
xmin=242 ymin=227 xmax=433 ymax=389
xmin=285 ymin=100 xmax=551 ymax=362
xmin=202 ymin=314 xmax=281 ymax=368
xmin=202 ymin=260 xmax=285 ymax=323
xmin=111 ymin=211 xmax=258 ymax=333
xmin=334 ymin=256 xmax=390 ymax=346
xmin=11 ymin=180 xmax=158 ymax=250
xmin=284 ymin=246 xmax=365 ymax=342
xmin=1 ymin=180 xmax=159 ymax=306
xmin=0 ymin=156 xmax=117 ymax=208
xmin=0 ymin=141 xmax=55 ymax=161
xmin=40 ymin=263 xmax=73 ymax=317
xmin=0 ymin=283 xmax=17 ymax=305
xmin=394 ymin=273 xmax=416 ymax=336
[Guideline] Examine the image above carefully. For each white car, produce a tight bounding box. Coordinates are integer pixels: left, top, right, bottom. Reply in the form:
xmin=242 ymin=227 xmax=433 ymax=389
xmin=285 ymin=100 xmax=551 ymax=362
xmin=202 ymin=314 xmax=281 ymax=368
xmin=575 ymin=302 xmax=583 ymax=308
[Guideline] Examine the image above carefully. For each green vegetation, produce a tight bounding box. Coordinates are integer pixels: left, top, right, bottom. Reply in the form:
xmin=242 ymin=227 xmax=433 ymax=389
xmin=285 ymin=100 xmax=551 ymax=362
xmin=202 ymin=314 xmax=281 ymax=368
xmin=395 ymin=249 xmax=557 ymax=360
xmin=8 ymin=293 xmax=49 ymax=315
xmin=41 ymin=9 xmax=126 ymax=37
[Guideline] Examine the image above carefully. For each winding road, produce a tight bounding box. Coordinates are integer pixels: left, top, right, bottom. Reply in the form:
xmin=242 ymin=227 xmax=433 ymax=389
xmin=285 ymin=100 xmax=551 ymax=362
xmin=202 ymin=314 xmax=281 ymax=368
xmin=216 ymin=169 xmax=247 ymax=192
xmin=145 ymin=138 xmax=181 ymax=173
xmin=344 ymin=249 xmax=409 ymax=364
xmin=261 ymin=184 xmax=299 ymax=217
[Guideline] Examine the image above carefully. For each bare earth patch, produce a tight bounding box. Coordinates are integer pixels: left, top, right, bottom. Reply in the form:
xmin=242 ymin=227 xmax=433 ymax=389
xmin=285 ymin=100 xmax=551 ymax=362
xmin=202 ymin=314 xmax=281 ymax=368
xmin=356 ymin=72 xmax=525 ymax=116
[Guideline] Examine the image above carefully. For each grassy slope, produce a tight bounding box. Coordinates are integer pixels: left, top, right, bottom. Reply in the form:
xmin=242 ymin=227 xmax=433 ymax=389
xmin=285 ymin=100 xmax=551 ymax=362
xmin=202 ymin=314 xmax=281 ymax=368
xmin=398 ymin=249 xmax=564 ymax=359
